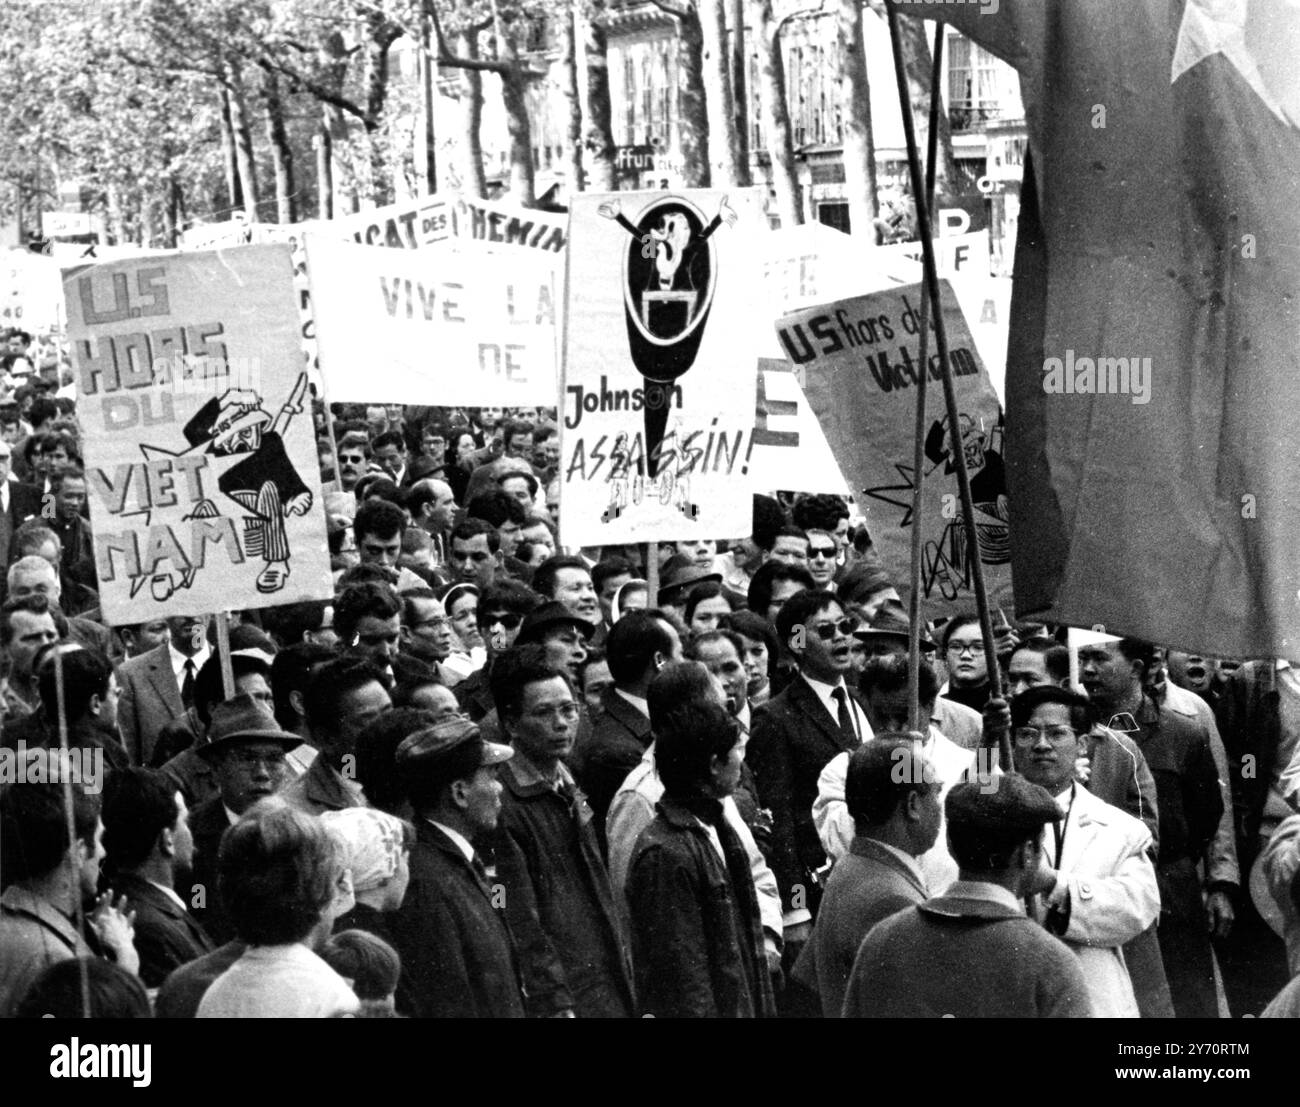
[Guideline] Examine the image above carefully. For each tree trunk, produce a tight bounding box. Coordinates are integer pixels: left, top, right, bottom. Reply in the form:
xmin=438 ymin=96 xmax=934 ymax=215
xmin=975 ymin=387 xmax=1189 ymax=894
xmin=261 ymin=65 xmax=297 ymax=224
xmin=894 ymin=11 xmax=958 ymax=199
xmin=562 ymin=6 xmax=584 ymax=194
xmin=752 ymin=0 xmax=801 ymax=225
xmin=580 ymin=1 xmax=616 ymax=191
xmin=836 ymin=0 xmax=878 ymax=238
xmin=318 ymin=30 xmax=356 ymax=216
xmin=674 ymin=8 xmax=710 ymax=188
xmin=699 ymin=0 xmax=741 ymax=186
xmin=163 ymin=174 xmax=183 ymax=248
xmin=218 ymin=86 xmax=242 ymax=214
xmin=419 ymin=3 xmax=438 ymax=194
xmin=729 ymin=0 xmax=750 ymax=185
xmin=225 ymin=63 xmax=260 ymax=220
xmin=459 ymin=32 xmax=488 ymax=199
xmin=316 ymin=129 xmax=333 ymax=220
xmin=499 ymin=65 xmax=537 ymax=206
xmin=363 ymin=19 xmax=402 ymax=205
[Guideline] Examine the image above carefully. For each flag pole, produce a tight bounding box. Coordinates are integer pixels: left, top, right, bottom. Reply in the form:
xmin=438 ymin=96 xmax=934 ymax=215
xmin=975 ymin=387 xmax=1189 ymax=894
xmin=895 ymin=21 xmax=945 ymax=734
xmin=645 ymin=543 xmax=659 ymax=610
xmin=214 ymin=611 xmax=236 ymax=700
xmin=52 ymin=648 xmax=91 ymax=1018
xmin=885 ymin=2 xmax=1009 ymax=767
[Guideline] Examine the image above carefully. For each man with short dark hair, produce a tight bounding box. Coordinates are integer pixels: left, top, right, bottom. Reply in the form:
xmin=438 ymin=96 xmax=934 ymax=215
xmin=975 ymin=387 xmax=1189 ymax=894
xmin=488 ymin=647 xmax=635 ymax=1017
xmin=282 ymin=656 xmax=392 ymax=815
xmin=391 ymin=717 xmax=526 ymax=1017
xmin=533 ymin=554 xmax=601 ymax=629
xmin=1012 ymin=684 xmax=1160 ymax=1017
xmin=572 ymin=611 xmax=682 ymax=834
xmin=0 ymin=593 xmax=62 ymax=719
xmin=795 ymin=736 xmax=939 ymax=1018
xmin=841 ymin=776 xmax=1093 ymax=1018
xmin=449 ymin=518 xmax=500 ymax=588
xmin=354 ymin=498 xmax=425 ymax=591
xmin=0 ymin=772 xmax=138 ymax=1016
xmin=102 ymin=768 xmax=214 ymax=986
xmin=336 ymin=581 xmax=403 ymax=679
xmin=747 ymin=590 xmax=872 ymax=955
xmin=465 ymin=488 xmax=528 ymax=560
xmin=400 ymin=587 xmax=456 ymax=682
xmin=336 ymin=432 xmax=372 ymax=493
xmin=747 ymin=560 xmax=815 ymax=624
xmin=118 ymin=613 xmax=212 ymax=766
xmin=6 ymin=555 xmax=113 ymax=660
xmin=48 ymin=465 xmax=94 ymax=590
xmin=592 ymin=556 xmax=635 ymax=630
xmin=453 ymin=580 xmax=540 ymax=722
xmin=372 ymin=429 xmax=411 ymax=486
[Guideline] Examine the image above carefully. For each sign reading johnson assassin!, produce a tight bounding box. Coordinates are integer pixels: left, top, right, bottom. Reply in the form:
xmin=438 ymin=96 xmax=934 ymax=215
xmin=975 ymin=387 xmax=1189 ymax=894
xmin=776 ymin=280 xmax=1014 ymax=619
xmin=336 ymin=192 xmax=567 ymax=253
xmin=561 ymin=189 xmax=764 ymax=546
xmin=64 ymin=245 xmax=333 ymax=625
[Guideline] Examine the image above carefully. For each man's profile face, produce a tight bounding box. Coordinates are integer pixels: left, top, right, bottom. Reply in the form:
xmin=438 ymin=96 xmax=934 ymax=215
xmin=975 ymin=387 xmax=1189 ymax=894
xmin=541 ymin=625 xmax=587 ymax=681
xmin=460 ymin=765 xmax=504 ymax=835
xmin=0 ymin=423 xmax=20 ymax=446
xmin=426 ymin=482 xmax=456 ymax=531
xmin=171 ymin=793 xmax=195 ymax=871
xmin=335 ymin=680 xmax=393 ymax=753
xmin=451 ymin=534 xmax=496 ymax=586
xmin=598 ymin=572 xmax=632 ymax=624
xmin=497 ymin=520 xmax=523 ymax=558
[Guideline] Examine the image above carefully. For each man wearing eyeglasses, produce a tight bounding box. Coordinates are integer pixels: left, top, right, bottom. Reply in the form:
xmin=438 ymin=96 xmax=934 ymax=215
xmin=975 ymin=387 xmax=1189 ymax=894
xmin=1012 ymin=685 xmax=1160 ymax=1017
xmin=747 ymin=590 xmax=873 ymax=969
xmin=487 ymin=646 xmax=635 ymax=1018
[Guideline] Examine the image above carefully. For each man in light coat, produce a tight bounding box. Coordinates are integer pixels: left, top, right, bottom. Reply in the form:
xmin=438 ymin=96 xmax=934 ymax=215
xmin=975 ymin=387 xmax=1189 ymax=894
xmin=1014 ymin=685 xmax=1160 ymax=1017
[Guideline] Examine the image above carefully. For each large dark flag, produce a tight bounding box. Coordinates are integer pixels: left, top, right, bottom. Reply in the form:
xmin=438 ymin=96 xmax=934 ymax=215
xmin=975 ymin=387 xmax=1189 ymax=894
xmin=919 ymin=0 xmax=1299 ymax=659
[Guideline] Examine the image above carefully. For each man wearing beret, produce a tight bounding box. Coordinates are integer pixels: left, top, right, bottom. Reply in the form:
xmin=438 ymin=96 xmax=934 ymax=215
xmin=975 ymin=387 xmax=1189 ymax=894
xmin=389 ymin=717 xmax=526 ymax=1018
xmin=1012 ymin=685 xmax=1160 ymax=1017
xmin=842 ymin=774 xmax=1093 ymax=1017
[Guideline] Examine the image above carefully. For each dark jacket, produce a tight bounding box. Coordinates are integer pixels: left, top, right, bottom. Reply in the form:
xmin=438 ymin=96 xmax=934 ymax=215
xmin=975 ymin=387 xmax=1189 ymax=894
xmin=626 ymin=795 xmax=777 ymax=1019
xmin=746 ymin=675 xmax=869 ymax=914
xmin=107 ymin=872 xmax=215 ymax=988
xmin=390 ymin=819 xmax=526 ymax=1018
xmin=571 ymin=687 xmax=653 ymax=833
xmin=490 ymin=756 xmax=635 ymax=1017
xmin=188 ymin=796 xmax=235 ymax=945
xmin=155 ymin=941 xmax=245 ymax=1018
xmin=1214 ymin=661 xmax=1281 ymax=862
xmin=453 ymin=665 xmax=496 ymax=722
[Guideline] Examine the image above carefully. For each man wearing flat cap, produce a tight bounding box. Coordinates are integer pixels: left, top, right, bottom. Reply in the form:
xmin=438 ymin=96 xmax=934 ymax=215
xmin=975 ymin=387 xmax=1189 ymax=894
xmin=188 ymin=695 xmax=304 ymax=944
xmin=842 ymin=774 xmax=1093 ymax=1018
xmin=389 ymin=716 xmax=526 ymax=1018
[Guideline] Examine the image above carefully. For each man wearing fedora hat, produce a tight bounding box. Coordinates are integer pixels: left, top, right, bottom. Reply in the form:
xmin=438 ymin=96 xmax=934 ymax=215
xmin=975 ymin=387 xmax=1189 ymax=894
xmin=187 ymin=694 xmax=304 ymax=944
xmin=655 ymin=554 xmax=722 ymax=623
xmin=390 ymin=717 xmax=526 ymax=1018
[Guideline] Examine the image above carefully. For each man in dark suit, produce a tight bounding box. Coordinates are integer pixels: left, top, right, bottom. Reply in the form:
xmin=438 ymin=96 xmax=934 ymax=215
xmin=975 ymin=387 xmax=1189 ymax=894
xmin=102 ymin=768 xmax=215 ymax=988
xmin=793 ymin=736 xmax=939 ymax=1017
xmin=0 ymin=438 xmax=42 ymax=563
xmin=570 ymin=610 xmax=682 ymax=841
xmin=118 ymin=615 xmax=212 ymax=766
xmin=390 ymin=716 xmax=526 ymax=1018
xmin=746 ymin=590 xmax=873 ymax=962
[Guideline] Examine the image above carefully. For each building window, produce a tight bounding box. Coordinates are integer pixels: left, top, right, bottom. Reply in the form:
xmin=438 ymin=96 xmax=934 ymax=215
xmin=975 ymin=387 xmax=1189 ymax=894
xmin=623 ymin=52 xmax=636 ymax=144
xmin=818 ymin=202 xmax=850 ymax=234
xmin=948 ymin=34 xmax=1016 ymax=129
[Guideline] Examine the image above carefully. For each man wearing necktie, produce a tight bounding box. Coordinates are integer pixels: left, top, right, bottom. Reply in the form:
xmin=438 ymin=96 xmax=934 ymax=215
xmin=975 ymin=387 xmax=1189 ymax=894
xmin=390 ymin=716 xmax=526 ymax=1018
xmin=747 ymin=590 xmax=874 ymax=974
xmin=1013 ymin=685 xmax=1160 ymax=1018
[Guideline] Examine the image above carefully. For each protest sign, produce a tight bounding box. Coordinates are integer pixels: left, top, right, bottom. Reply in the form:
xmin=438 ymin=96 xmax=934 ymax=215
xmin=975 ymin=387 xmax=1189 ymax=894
xmin=2 ymin=250 xmax=63 ymax=332
xmin=747 ymin=358 xmax=851 ymax=496
xmin=561 ymin=189 xmax=764 ymax=545
xmin=305 ymin=236 xmax=559 ymax=406
xmin=64 ymin=245 xmax=333 ymax=624
xmin=776 ymin=280 xmax=1014 ymax=617
xmin=334 ymin=192 xmax=566 ymax=254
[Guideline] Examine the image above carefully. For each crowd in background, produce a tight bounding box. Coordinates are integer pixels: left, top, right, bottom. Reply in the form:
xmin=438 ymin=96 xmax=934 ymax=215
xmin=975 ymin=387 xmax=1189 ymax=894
xmin=0 ymin=339 xmax=1298 ymax=1018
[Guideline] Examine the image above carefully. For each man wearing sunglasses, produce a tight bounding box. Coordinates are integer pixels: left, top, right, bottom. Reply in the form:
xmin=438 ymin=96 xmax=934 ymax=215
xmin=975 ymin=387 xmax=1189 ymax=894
xmin=454 ymin=581 xmax=541 ymax=722
xmin=747 ymin=590 xmax=873 ymax=972
xmin=804 ymin=530 xmax=840 ymax=591
xmin=1011 ymin=684 xmax=1159 ymax=1018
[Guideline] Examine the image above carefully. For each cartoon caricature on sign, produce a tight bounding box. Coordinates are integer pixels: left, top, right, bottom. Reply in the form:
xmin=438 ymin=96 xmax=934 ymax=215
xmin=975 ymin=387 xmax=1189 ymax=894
xmin=140 ymin=373 xmax=312 ymax=600
xmin=596 ymin=194 xmax=737 ymax=520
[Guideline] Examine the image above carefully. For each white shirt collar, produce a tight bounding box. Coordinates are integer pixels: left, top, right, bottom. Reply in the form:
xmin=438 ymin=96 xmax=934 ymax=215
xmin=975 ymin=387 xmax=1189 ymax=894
xmin=222 ymin=804 xmax=241 ymax=826
xmin=147 ymin=878 xmax=188 ymax=912
xmin=427 ymin=819 xmax=475 ymax=864
xmin=800 ymin=673 xmax=873 ymax=741
xmin=169 ymin=641 xmax=211 ymax=682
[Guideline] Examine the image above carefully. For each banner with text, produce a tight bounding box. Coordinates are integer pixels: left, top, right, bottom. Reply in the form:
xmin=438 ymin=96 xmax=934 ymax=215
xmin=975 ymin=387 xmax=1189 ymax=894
xmin=336 ymin=193 xmax=567 ymax=254
xmin=561 ymin=189 xmax=764 ymax=545
xmin=306 ymin=236 xmax=559 ymax=406
xmin=748 ymin=358 xmax=851 ymax=496
xmin=64 ymin=245 xmax=333 ymax=624
xmin=776 ymin=280 xmax=1014 ymax=618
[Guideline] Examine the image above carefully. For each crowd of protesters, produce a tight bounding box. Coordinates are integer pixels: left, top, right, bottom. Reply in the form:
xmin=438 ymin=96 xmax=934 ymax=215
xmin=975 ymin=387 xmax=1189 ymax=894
xmin=0 ymin=359 xmax=1297 ymax=1018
